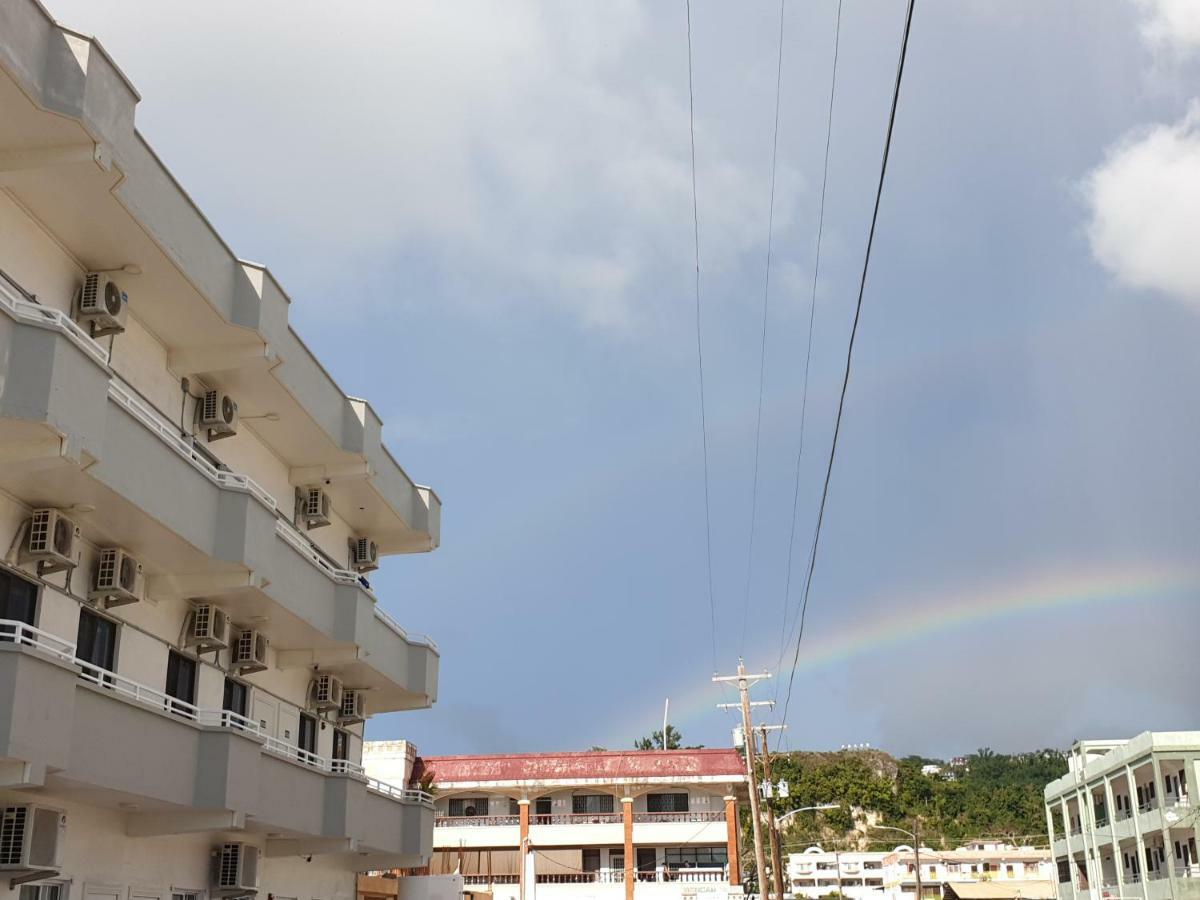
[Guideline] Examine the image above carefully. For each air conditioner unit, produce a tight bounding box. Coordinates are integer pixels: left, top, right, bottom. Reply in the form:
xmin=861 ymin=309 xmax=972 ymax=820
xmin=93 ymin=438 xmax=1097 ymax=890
xmin=303 ymin=487 xmax=332 ymax=529
xmin=186 ymin=604 xmax=230 ymax=652
xmin=312 ymin=672 xmax=343 ymax=711
xmin=89 ymin=547 xmax=142 ymax=608
xmin=20 ymin=509 xmax=80 ymax=574
xmin=232 ymin=629 xmax=268 ymax=675
xmin=349 ymin=536 xmax=378 ymax=573
xmin=200 ymin=389 xmax=239 ymax=440
xmin=338 ymin=688 xmax=366 ymax=725
xmin=212 ymin=842 xmax=259 ymax=895
xmin=78 ymin=272 xmax=128 ymax=336
xmin=0 ymin=804 xmax=66 ymax=872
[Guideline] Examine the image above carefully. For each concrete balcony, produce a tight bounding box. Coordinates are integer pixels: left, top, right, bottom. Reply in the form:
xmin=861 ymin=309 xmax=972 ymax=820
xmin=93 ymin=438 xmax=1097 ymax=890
xmin=0 ymin=4 xmax=439 ymax=557
xmin=0 ymin=285 xmax=437 ymax=711
xmin=0 ymin=634 xmax=431 ymax=868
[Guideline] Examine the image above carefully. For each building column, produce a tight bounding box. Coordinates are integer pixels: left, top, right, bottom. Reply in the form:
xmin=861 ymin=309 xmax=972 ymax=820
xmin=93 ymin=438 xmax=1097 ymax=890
xmin=1126 ymin=764 xmax=1148 ymax=899
xmin=1060 ymin=797 xmax=1082 ymax=895
xmin=519 ymin=798 xmax=530 ymax=844
xmin=1102 ymin=773 xmax=1126 ymax=898
xmin=725 ymin=795 xmax=741 ymax=887
xmin=623 ymin=796 xmax=635 ymax=900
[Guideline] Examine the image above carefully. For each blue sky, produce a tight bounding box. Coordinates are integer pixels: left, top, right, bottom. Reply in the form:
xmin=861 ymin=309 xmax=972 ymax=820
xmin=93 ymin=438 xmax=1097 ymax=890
xmin=50 ymin=0 xmax=1200 ymax=757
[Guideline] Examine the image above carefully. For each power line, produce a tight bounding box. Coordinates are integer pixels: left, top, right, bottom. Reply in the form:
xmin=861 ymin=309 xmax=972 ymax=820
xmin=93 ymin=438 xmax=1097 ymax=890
xmin=685 ymin=0 xmax=718 ymax=674
xmin=773 ymin=0 xmax=845 ymax=713
xmin=740 ymin=0 xmax=789 ymax=655
xmin=781 ymin=0 xmax=919 ymax=728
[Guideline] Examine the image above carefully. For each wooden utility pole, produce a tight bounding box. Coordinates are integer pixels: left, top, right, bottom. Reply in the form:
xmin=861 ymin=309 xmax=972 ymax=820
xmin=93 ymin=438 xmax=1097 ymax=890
xmin=914 ymin=824 xmax=923 ymax=900
xmin=758 ymin=726 xmax=785 ymax=900
xmin=713 ymin=660 xmax=772 ymax=898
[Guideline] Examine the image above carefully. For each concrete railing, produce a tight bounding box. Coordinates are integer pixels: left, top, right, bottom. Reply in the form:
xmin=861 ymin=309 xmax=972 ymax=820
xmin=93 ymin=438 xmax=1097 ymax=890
xmin=632 ymin=811 xmax=724 ymax=823
xmin=0 ymin=278 xmax=110 ymax=366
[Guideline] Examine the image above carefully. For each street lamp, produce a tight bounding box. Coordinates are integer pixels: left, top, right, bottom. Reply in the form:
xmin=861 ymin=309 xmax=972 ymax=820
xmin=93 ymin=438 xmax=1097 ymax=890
xmin=867 ymin=824 xmax=924 ymax=900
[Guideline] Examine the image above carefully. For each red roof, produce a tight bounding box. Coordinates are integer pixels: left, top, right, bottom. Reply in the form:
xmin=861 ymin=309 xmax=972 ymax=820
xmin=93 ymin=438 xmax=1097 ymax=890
xmin=414 ymin=748 xmax=746 ymax=784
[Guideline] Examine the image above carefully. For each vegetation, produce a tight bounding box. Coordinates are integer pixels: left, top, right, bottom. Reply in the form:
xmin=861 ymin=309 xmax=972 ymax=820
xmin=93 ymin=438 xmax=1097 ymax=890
xmin=753 ymin=747 xmax=1067 ymax=852
xmin=634 ymin=725 xmax=703 ymax=750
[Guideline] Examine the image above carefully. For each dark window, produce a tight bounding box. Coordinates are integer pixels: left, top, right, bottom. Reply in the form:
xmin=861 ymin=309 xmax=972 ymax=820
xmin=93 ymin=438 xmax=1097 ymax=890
xmin=449 ymin=797 xmax=490 ymax=817
xmin=509 ymin=798 xmax=520 ymax=816
xmin=535 ymin=796 xmax=552 ymax=823
xmin=583 ymin=850 xmax=601 ymax=873
xmin=298 ymin=713 xmax=317 ymax=756
xmin=223 ymin=678 xmax=249 ymax=719
xmin=332 ymin=728 xmax=349 ymax=761
xmin=164 ymin=650 xmax=197 ymax=716
xmin=76 ymin=608 xmax=117 ymax=682
xmin=665 ymin=848 xmax=727 ymax=869
xmin=0 ymin=569 xmax=37 ymax=639
xmin=572 ymin=795 xmax=614 ymax=815
xmin=647 ymin=793 xmax=689 ymax=813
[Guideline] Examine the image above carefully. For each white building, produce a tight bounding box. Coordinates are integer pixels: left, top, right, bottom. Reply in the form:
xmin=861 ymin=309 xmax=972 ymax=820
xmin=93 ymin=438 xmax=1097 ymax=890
xmin=788 ymin=843 xmax=1053 ymax=900
xmin=1044 ymin=731 xmax=1200 ymax=900
xmin=363 ymin=748 xmax=748 ymax=900
xmin=0 ymin=1 xmax=441 ymax=898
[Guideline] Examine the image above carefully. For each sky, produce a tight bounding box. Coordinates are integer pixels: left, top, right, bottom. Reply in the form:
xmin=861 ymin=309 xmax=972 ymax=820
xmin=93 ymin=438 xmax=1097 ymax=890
xmin=47 ymin=0 xmax=1200 ymax=759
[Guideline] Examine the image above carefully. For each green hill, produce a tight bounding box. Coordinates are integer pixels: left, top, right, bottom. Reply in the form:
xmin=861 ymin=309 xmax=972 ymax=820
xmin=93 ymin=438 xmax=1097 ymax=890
xmin=755 ymin=747 xmax=1067 ymax=850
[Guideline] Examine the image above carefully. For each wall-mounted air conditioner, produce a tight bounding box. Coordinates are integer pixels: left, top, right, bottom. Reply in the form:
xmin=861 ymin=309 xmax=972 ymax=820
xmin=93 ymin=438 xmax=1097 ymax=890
xmin=302 ymin=487 xmax=332 ymax=530
xmin=312 ymin=673 xmax=343 ymax=711
xmin=211 ymin=842 xmax=259 ymax=895
xmin=77 ymin=272 xmax=128 ymax=337
xmin=338 ymin=689 xmax=366 ymax=725
xmin=20 ymin=509 xmax=80 ymax=574
xmin=90 ymin=547 xmax=142 ymax=608
xmin=186 ymin=604 xmax=230 ymax=652
xmin=232 ymin=629 xmax=268 ymax=674
xmin=349 ymin=536 xmax=378 ymax=573
xmin=200 ymin=389 xmax=239 ymax=441
xmin=0 ymin=804 xmax=66 ymax=872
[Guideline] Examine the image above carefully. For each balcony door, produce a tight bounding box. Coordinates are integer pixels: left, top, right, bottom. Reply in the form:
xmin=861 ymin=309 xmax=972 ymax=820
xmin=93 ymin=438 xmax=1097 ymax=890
xmin=637 ymin=848 xmax=657 ymax=881
xmin=535 ymin=797 xmax=552 ymax=824
xmin=76 ymin=609 xmax=117 ymax=682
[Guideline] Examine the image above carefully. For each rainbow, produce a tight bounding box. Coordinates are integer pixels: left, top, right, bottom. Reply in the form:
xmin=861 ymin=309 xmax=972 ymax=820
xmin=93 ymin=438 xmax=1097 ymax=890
xmin=607 ymin=561 xmax=1200 ymax=745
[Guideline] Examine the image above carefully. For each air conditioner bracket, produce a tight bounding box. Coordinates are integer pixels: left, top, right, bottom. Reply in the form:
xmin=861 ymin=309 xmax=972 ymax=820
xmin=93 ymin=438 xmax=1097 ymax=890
xmin=11 ymin=869 xmax=59 ymax=889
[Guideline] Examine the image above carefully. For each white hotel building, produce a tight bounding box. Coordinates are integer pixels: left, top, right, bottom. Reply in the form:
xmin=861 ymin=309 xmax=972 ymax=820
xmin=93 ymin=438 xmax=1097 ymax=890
xmin=0 ymin=1 xmax=439 ymax=898
xmin=363 ymin=748 xmax=748 ymax=900
xmin=1044 ymin=732 xmax=1199 ymax=900
xmin=788 ymin=842 xmax=1053 ymax=900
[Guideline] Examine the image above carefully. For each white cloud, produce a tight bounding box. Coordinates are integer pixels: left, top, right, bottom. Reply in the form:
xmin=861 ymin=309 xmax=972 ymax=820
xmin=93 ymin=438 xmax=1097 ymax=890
xmin=1083 ymin=102 xmax=1200 ymax=303
xmin=50 ymin=0 xmax=795 ymax=332
xmin=1137 ymin=0 xmax=1200 ymax=54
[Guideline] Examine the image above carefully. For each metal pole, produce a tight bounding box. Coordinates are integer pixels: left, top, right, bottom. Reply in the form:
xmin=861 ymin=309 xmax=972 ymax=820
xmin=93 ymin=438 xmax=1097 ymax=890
xmin=914 ymin=825 xmax=922 ymax=900
xmin=835 ymin=848 xmax=842 ymax=899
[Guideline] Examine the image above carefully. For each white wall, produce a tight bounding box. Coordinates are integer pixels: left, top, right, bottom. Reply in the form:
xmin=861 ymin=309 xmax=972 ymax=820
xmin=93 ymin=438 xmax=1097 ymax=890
xmin=0 ymin=791 xmax=355 ymax=900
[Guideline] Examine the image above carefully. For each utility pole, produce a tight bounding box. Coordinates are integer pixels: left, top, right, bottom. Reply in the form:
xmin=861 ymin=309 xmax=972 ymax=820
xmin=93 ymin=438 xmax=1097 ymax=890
xmin=914 ymin=823 xmax=922 ymax=900
xmin=757 ymin=725 xmax=786 ymax=900
xmin=713 ymin=660 xmax=772 ymax=898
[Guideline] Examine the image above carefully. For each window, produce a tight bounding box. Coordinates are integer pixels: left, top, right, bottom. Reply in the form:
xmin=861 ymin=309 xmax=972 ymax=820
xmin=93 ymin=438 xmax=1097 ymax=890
xmin=646 ymin=793 xmax=689 ymax=813
xmin=298 ymin=713 xmax=317 ymax=756
xmin=20 ymin=885 xmax=64 ymax=900
xmin=583 ymin=850 xmax=601 ymax=873
xmin=449 ymin=797 xmax=490 ymax=817
xmin=76 ymin=608 xmax=117 ymax=682
xmin=0 ymin=569 xmax=37 ymax=638
xmin=223 ymin=677 xmax=249 ymax=721
xmin=572 ymin=794 xmax=614 ymax=815
xmin=665 ymin=848 xmax=727 ymax=869
xmin=332 ymin=728 xmax=350 ymax=762
xmin=172 ymin=891 xmax=201 ymax=900
xmin=611 ymin=852 xmax=625 ymax=872
xmin=165 ymin=650 xmax=197 ymax=716
xmin=509 ymin=798 xmax=520 ymax=816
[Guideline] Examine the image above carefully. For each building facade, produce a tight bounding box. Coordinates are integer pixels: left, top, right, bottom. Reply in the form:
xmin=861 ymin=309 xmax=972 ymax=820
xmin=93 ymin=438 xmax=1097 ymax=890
xmin=1044 ymin=732 xmax=1200 ymax=900
xmin=364 ymin=748 xmax=748 ymax=900
xmin=788 ymin=843 xmax=1052 ymax=900
xmin=0 ymin=1 xmax=440 ymax=897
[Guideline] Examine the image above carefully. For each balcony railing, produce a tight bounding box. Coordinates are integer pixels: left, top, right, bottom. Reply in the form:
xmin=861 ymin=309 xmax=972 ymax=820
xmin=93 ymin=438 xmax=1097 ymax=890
xmin=534 ymin=813 xmax=623 ymax=825
xmin=0 ymin=624 xmax=429 ymax=804
xmin=633 ymin=811 xmax=724 ymax=824
xmin=436 ymin=815 xmax=520 ymax=827
xmin=0 ymin=278 xmax=110 ymax=366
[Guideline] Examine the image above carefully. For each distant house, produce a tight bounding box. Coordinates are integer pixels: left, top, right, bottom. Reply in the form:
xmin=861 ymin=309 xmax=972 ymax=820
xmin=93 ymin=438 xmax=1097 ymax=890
xmin=922 ymin=764 xmax=944 ymax=777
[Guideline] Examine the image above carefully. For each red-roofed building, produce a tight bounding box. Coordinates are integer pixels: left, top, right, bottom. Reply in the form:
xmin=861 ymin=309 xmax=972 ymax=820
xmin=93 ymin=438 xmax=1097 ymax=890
xmin=364 ymin=745 xmax=750 ymax=900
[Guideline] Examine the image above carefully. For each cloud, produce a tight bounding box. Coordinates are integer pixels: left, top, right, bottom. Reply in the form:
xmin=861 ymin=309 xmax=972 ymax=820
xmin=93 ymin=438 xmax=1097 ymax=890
xmin=52 ymin=0 xmax=795 ymax=332
xmin=1083 ymin=102 xmax=1200 ymax=303
xmin=1136 ymin=0 xmax=1200 ymax=54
